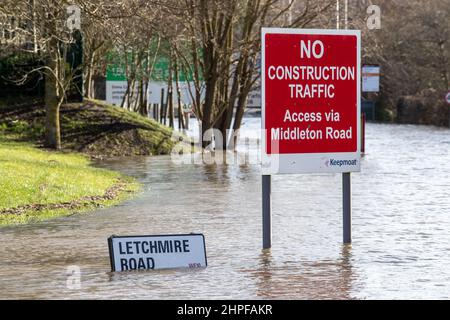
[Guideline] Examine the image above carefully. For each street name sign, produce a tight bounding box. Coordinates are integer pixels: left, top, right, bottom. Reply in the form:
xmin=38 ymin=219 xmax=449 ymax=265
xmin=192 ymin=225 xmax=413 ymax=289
xmin=108 ymin=234 xmax=207 ymax=272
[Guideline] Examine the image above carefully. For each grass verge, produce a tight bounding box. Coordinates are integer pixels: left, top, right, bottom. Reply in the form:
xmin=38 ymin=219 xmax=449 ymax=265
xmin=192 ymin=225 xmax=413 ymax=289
xmin=0 ymin=97 xmax=198 ymax=226
xmin=0 ymin=98 xmax=178 ymax=158
xmin=0 ymin=138 xmax=140 ymax=226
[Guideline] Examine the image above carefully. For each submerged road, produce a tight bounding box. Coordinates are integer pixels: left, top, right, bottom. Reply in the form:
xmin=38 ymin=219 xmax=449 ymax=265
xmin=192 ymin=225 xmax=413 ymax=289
xmin=0 ymin=120 xmax=450 ymax=299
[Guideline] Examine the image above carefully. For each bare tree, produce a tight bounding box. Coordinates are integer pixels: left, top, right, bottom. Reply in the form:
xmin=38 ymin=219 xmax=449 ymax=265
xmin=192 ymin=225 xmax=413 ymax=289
xmin=164 ymin=0 xmax=334 ymax=148
xmin=0 ymin=0 xmax=87 ymax=149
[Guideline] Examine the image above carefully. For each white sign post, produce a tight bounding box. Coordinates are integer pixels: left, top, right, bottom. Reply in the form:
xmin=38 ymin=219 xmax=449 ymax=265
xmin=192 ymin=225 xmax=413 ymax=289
xmin=108 ymin=234 xmax=207 ymax=271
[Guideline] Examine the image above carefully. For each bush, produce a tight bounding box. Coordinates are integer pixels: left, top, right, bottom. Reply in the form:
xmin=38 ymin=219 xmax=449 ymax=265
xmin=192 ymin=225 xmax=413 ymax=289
xmin=396 ymin=93 xmax=449 ymax=126
xmin=0 ymin=53 xmax=44 ymax=98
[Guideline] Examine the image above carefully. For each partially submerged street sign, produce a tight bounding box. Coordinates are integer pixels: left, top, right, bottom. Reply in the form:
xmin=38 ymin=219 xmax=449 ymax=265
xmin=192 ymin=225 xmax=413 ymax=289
xmin=261 ymin=28 xmax=361 ymax=174
xmin=108 ymin=234 xmax=207 ymax=272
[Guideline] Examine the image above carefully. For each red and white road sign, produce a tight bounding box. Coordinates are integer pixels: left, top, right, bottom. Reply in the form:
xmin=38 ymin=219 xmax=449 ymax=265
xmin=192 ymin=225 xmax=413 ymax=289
xmin=261 ymin=28 xmax=361 ymax=174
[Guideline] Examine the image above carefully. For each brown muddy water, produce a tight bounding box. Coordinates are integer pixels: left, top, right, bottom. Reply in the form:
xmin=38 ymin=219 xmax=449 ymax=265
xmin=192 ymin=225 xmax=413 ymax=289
xmin=1 ymin=120 xmax=450 ymax=299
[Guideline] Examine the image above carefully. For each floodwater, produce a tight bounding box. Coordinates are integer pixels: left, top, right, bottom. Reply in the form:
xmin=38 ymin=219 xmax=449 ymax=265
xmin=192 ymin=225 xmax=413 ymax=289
xmin=1 ymin=119 xmax=450 ymax=299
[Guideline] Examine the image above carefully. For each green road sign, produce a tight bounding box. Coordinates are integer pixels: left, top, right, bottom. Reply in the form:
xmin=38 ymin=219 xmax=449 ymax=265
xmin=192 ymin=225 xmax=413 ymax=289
xmin=106 ymin=54 xmax=199 ymax=82
xmin=106 ymin=64 xmax=127 ymax=81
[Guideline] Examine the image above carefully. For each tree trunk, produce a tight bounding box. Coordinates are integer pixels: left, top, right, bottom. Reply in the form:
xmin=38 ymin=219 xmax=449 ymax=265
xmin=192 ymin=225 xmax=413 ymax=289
xmin=167 ymin=53 xmax=174 ymax=128
xmin=159 ymin=88 xmax=165 ymax=123
xmin=44 ymin=55 xmax=61 ymax=150
xmin=136 ymin=79 xmax=147 ymax=116
xmin=231 ymin=75 xmax=253 ymax=148
xmin=173 ymin=54 xmax=184 ymax=130
xmin=85 ymin=50 xmax=95 ymax=98
xmin=141 ymin=79 xmax=149 ymax=116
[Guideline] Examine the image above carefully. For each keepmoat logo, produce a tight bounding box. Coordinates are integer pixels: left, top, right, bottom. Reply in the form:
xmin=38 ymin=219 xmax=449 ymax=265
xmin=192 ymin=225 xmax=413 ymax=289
xmin=325 ymin=159 xmax=358 ymax=167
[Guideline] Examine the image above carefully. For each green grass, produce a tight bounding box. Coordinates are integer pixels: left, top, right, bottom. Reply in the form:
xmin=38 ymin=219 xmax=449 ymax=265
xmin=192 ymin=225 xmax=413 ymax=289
xmin=87 ymin=99 xmax=172 ymax=131
xmin=0 ymin=138 xmax=140 ymax=226
xmin=0 ymin=98 xmax=180 ymax=157
xmin=0 ymin=97 xmax=194 ymax=226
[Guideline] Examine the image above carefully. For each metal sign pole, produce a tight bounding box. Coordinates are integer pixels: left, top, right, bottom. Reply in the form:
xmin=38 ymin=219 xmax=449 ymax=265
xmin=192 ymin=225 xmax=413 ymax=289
xmin=184 ymin=112 xmax=190 ymax=130
xmin=262 ymin=174 xmax=272 ymax=249
xmin=446 ymin=92 xmax=450 ymax=128
xmin=340 ymin=0 xmax=352 ymax=245
xmin=343 ymin=172 xmax=352 ymax=243
xmin=336 ymin=0 xmax=340 ymax=29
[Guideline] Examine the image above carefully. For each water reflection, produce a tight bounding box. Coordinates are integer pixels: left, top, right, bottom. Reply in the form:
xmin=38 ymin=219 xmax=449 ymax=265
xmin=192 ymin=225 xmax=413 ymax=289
xmin=247 ymin=245 xmax=355 ymax=299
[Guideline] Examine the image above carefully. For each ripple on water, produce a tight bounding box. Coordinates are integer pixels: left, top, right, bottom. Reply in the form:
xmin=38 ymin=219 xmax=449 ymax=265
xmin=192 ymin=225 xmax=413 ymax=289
xmin=0 ymin=122 xmax=450 ymax=299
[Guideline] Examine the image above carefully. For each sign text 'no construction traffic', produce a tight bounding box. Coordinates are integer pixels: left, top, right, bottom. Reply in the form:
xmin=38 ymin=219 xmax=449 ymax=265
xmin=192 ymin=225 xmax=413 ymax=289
xmin=261 ymin=28 xmax=361 ymax=174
